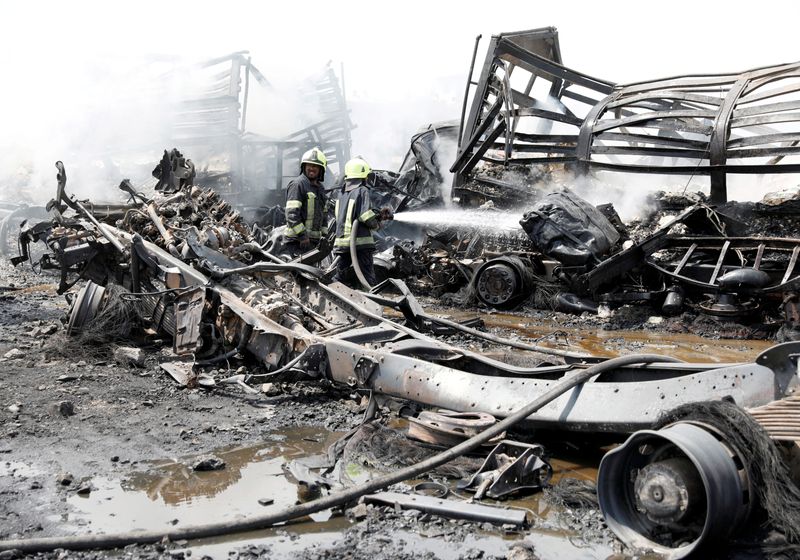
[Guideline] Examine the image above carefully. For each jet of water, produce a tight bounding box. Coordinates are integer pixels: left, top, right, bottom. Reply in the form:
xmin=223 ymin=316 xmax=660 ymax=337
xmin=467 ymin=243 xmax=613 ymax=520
xmin=393 ymin=209 xmax=524 ymax=231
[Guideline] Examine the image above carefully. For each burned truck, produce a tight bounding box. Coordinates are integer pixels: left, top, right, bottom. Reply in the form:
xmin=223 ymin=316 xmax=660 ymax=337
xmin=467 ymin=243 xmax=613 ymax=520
xmin=6 ymin=154 xmax=800 ymax=558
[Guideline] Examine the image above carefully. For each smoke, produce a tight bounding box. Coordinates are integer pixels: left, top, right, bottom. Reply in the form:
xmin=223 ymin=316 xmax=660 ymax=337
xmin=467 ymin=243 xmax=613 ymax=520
xmin=0 ymin=56 xmax=201 ymax=205
xmin=244 ymin=73 xmax=327 ymax=139
xmin=433 ymin=135 xmax=459 ymax=207
xmin=348 ymin=72 xmax=463 ymax=172
xmin=0 ymin=54 xmax=351 ymax=207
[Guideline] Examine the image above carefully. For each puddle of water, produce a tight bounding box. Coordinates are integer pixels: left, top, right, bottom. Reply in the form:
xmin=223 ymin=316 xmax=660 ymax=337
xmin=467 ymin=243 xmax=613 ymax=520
xmin=64 ymin=426 xmax=339 ymax=533
xmin=443 ymin=309 xmax=774 ymax=363
xmin=53 ymin=419 xmax=611 ymax=559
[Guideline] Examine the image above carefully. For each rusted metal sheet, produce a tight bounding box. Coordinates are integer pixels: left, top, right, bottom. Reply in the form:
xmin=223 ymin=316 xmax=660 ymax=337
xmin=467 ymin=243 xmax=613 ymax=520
xmin=173 ymin=287 xmax=205 ymax=355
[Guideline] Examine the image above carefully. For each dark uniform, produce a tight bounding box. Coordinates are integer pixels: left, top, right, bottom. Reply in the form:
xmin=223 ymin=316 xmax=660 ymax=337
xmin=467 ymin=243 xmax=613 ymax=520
xmin=332 ymin=182 xmax=380 ymax=286
xmin=283 ymin=174 xmax=327 ymax=257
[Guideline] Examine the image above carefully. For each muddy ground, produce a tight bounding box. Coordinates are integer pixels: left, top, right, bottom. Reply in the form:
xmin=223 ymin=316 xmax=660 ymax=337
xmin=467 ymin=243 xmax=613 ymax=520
xmin=0 ymin=257 xmax=782 ymax=560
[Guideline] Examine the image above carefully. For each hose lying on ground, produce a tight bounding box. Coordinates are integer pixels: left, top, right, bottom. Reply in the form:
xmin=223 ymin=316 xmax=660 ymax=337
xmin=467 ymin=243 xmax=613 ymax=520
xmin=349 ymin=219 xmax=587 ymax=360
xmin=0 ymin=353 xmax=677 ymax=553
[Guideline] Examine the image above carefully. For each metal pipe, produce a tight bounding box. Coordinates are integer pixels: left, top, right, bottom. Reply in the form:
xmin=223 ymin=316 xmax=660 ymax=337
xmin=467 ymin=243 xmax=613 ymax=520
xmin=145 ymin=203 xmax=180 ymax=257
xmin=457 ymin=34 xmax=483 ymax=147
xmin=71 ymin=199 xmax=127 ymax=254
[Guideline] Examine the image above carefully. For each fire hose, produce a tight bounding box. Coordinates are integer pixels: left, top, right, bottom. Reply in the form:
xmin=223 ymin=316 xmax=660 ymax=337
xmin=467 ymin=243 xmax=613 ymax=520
xmin=0 ymin=353 xmax=678 ymax=553
xmin=349 ymin=219 xmax=372 ymax=292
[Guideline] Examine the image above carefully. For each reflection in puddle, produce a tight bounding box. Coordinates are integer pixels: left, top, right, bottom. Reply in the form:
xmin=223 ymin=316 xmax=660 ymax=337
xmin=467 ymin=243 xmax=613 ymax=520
xmin=447 ymin=309 xmax=774 ymax=362
xmin=55 ymin=421 xmax=613 ymax=558
xmin=66 ymin=427 xmax=338 ymax=533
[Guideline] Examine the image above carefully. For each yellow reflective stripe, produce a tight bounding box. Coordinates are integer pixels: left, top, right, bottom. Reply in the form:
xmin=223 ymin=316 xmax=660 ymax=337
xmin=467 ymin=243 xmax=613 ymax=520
xmin=308 ymin=232 xmax=322 ymax=239
xmin=359 ymin=209 xmax=376 ymax=222
xmin=305 ymin=193 xmax=316 ymax=233
xmin=343 ymin=199 xmax=356 ymax=239
xmin=334 ymin=238 xmax=350 ymax=247
xmin=355 ymin=236 xmax=374 ymax=245
xmin=286 ymin=200 xmax=302 ymax=209
xmin=290 ymin=223 xmax=306 ymax=234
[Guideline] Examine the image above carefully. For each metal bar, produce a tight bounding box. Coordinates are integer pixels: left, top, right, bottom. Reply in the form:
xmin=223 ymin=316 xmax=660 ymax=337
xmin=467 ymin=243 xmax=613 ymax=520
xmin=591 ymin=145 xmax=709 ymax=158
xmin=511 ymin=132 xmax=578 ymax=143
xmin=512 ymin=108 xmax=583 ymax=126
xmin=732 ymin=112 xmax=800 ymax=128
xmin=363 ymin=492 xmax=527 ymax=526
xmin=595 ymin=131 xmax=709 ymax=149
xmin=241 ymin=57 xmax=251 ymax=132
xmin=591 ymin=109 xmax=717 ymax=134
xmin=673 ymin=243 xmax=697 ymax=275
xmin=741 ymin=67 xmax=800 ymax=96
xmin=728 ymin=132 xmax=800 ymax=148
xmin=458 ymin=34 xmax=483 ymax=146
xmin=733 ymin=99 xmax=800 ymax=118
xmin=459 ymin=36 xmax=501 ymax=159
xmin=523 ymin=73 xmax=536 ymax=96
xmin=489 ymin=143 xmax=575 ymax=154
xmin=482 ymin=154 xmax=575 ymax=165
xmin=606 ymin=91 xmax=724 ymax=109
xmin=709 ymin=240 xmax=731 ymax=285
xmin=451 ymin=98 xmax=503 ymax=172
xmin=727 ymin=146 xmax=800 ymax=159
xmin=754 ymin=243 xmax=765 ymax=270
xmin=740 ymin=80 xmax=800 ymax=103
xmin=606 ymin=120 xmax=714 ymax=136
xmin=460 ymin=121 xmax=507 ymax=175
xmin=560 ymin=88 xmax=603 ymax=108
xmin=582 ymin=159 xmax=800 ymax=175
xmin=782 ymin=246 xmax=800 ymax=285
xmin=495 ymin=40 xmax=614 ymax=94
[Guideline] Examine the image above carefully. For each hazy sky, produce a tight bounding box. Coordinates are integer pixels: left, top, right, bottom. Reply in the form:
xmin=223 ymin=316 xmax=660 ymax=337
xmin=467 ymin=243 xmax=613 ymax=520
xmin=2 ymin=0 xmax=798 ymax=198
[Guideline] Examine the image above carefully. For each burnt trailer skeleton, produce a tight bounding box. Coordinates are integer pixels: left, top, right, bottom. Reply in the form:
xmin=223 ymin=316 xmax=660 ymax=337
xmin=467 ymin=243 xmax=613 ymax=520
xmin=453 ymin=27 xmax=800 ymax=204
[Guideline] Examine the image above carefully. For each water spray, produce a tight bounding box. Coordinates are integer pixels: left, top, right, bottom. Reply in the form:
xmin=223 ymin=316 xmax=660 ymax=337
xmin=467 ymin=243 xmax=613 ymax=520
xmin=392 ymin=208 xmax=524 ymax=232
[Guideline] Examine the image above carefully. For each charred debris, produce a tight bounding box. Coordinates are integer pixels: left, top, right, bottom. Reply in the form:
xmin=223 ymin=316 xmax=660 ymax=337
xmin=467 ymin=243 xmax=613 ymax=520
xmin=5 ymin=27 xmax=800 ymax=559
xmin=8 ymin=151 xmax=800 ymax=559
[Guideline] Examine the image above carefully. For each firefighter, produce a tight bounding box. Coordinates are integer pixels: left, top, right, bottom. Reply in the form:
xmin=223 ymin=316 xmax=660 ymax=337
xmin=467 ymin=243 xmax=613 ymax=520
xmin=332 ymin=157 xmax=393 ymax=287
xmin=282 ymin=147 xmax=328 ymax=257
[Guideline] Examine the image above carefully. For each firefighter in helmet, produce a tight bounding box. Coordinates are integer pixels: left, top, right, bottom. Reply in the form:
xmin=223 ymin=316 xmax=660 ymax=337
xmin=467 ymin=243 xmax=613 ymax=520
xmin=332 ymin=157 xmax=393 ymax=287
xmin=283 ymin=147 xmax=328 ymax=257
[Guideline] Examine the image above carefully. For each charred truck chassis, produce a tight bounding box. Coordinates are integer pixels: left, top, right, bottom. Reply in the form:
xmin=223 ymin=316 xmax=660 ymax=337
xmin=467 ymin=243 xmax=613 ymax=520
xmin=14 ymin=165 xmax=800 ymax=434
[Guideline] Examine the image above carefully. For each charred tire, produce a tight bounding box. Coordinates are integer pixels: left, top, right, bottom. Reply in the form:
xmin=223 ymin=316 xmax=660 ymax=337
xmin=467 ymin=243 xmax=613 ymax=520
xmin=598 ymin=421 xmax=750 ymax=559
xmin=473 ymin=256 xmax=534 ymax=309
xmin=67 ymin=281 xmax=107 ymax=336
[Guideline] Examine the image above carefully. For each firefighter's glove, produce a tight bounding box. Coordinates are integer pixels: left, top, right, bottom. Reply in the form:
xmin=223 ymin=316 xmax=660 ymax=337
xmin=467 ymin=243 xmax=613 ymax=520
xmin=379 ymin=207 xmax=394 ymax=222
xmin=299 ymin=237 xmax=311 ymax=250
